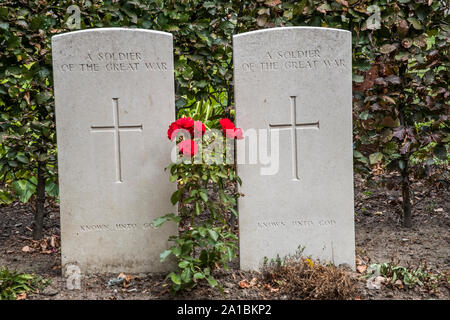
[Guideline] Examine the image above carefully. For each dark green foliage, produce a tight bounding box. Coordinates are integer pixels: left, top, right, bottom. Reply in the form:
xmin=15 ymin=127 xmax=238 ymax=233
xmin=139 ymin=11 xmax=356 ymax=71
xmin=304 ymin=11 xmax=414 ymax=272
xmin=0 ymin=266 xmax=49 ymax=300
xmin=0 ymin=1 xmax=448 ymax=229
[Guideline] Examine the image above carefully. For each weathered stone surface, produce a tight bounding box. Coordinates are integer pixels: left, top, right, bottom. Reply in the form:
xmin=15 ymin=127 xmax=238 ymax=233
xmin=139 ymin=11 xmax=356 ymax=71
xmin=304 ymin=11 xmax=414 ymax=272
xmin=52 ymin=28 xmax=176 ymax=274
xmin=234 ymin=27 xmax=355 ymax=270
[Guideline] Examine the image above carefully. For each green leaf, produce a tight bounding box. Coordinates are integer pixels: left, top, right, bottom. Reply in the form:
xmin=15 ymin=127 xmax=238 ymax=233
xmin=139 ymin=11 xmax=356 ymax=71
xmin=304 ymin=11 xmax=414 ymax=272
xmin=193 ymin=272 xmax=204 ymax=280
xmin=353 ymin=150 xmax=368 ymax=164
xmin=369 ymin=152 xmax=383 ymax=165
xmin=207 ymin=276 xmax=218 ymax=287
xmin=153 ymin=213 xmax=179 ymax=228
xmin=170 ymin=189 xmax=181 ymax=205
xmin=160 ymin=249 xmax=172 ymax=262
xmin=407 ymin=17 xmax=423 ymax=30
xmin=200 ymin=250 xmax=208 ymax=265
xmin=199 ymin=191 xmax=208 ymax=202
xmin=178 ymin=260 xmax=190 ymax=268
xmin=0 ymin=22 xmax=9 ymax=31
xmin=198 ymin=227 xmax=207 ymax=237
xmin=36 ymin=92 xmax=51 ymax=104
xmin=153 ymin=216 xmax=168 ymax=228
xmin=352 ymin=74 xmax=364 ymax=83
xmin=175 ymin=98 xmax=187 ymax=108
xmin=45 ymin=180 xmax=59 ymax=198
xmin=354 ymin=60 xmax=372 ymax=71
xmin=181 ymin=267 xmax=192 ymax=283
xmin=208 ymin=229 xmax=219 ymax=242
xmin=169 ymin=272 xmax=181 ymax=285
xmin=394 ymin=51 xmax=410 ymax=61
xmin=195 ymin=202 xmax=202 ymax=215
xmin=16 ymin=154 xmax=29 ymax=164
xmin=12 ymin=180 xmax=36 ymax=203
xmin=17 ymin=274 xmax=33 ymax=281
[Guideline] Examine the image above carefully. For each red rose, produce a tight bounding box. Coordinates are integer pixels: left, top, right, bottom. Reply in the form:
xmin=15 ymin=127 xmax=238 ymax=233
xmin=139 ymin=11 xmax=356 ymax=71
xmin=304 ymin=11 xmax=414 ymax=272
xmin=178 ymin=139 xmax=198 ymax=157
xmin=167 ymin=122 xmax=180 ymax=140
xmin=219 ymin=118 xmax=244 ymax=140
xmin=168 ymin=117 xmax=205 ymax=140
xmin=219 ymin=118 xmax=235 ymax=132
xmin=176 ymin=117 xmax=194 ymax=130
xmin=233 ymin=128 xmax=243 ymax=140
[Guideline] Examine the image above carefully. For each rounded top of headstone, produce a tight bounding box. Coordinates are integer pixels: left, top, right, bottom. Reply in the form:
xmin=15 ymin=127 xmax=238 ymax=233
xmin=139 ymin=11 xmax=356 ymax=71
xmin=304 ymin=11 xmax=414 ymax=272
xmin=52 ymin=27 xmax=173 ymax=42
xmin=233 ymin=26 xmax=351 ymax=39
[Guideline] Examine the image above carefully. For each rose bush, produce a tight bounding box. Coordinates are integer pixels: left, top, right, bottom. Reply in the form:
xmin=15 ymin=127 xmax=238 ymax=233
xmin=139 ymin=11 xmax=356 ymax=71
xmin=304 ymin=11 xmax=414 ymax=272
xmin=154 ymin=117 xmax=243 ymax=293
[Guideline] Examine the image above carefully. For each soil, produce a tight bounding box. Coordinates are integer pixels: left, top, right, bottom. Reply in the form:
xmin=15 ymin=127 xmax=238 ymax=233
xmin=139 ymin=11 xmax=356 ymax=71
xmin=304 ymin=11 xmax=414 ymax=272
xmin=0 ymin=175 xmax=448 ymax=300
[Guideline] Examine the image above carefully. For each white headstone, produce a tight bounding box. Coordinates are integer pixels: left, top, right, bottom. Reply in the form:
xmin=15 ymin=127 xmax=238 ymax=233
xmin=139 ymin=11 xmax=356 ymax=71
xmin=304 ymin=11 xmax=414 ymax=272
xmin=234 ymin=27 xmax=355 ymax=270
xmin=52 ymin=28 xmax=176 ymax=274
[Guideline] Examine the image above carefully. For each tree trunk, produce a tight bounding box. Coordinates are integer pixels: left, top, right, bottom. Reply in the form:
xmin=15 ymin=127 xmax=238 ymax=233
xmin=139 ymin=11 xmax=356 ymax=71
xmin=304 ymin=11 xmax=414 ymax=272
xmin=401 ymin=160 xmax=412 ymax=228
xmin=32 ymin=162 xmax=46 ymax=240
xmin=397 ymin=63 xmax=412 ymax=227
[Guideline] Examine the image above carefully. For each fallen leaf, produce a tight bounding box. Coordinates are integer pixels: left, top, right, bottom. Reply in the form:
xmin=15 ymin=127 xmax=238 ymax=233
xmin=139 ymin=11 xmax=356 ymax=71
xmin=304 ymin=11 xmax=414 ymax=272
xmin=336 ymin=0 xmax=348 ymax=7
xmin=16 ymin=292 xmax=27 ymax=300
xmin=50 ymin=235 xmax=57 ymax=248
xmin=21 ymin=246 xmax=33 ymax=253
xmin=24 ymin=92 xmax=31 ymax=105
xmin=118 ymin=273 xmax=131 ymax=283
xmin=265 ymin=0 xmax=281 ymax=6
xmin=238 ymin=280 xmax=251 ymax=289
xmin=380 ymin=44 xmax=397 ymax=54
xmin=357 ymin=265 xmax=367 ymax=274
xmin=395 ymin=279 xmax=404 ymax=289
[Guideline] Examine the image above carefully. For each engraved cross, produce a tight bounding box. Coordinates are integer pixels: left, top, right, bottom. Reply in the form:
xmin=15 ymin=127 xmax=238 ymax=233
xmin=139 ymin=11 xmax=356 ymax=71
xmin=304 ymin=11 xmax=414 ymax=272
xmin=90 ymin=98 xmax=143 ymax=183
xmin=269 ymin=96 xmax=319 ymax=181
